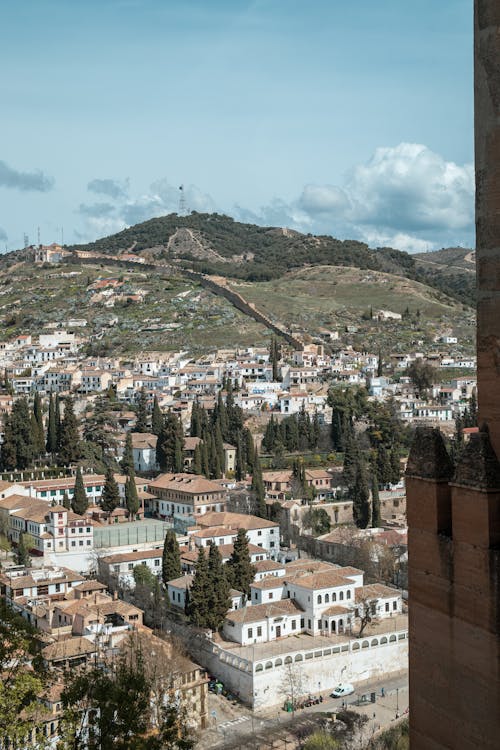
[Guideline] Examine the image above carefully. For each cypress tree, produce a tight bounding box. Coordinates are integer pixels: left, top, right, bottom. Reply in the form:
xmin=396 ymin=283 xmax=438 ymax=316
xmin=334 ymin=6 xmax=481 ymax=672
xmin=162 ymin=529 xmax=181 ymax=585
xmin=10 ymin=397 xmax=35 ymax=470
xmin=251 ymin=449 xmax=267 ymax=518
xmin=151 ymin=396 xmax=163 ymax=436
xmin=32 ymin=393 xmax=45 ymax=455
xmin=16 ymin=532 xmax=31 ymax=567
xmin=72 ymin=467 xmax=88 ymax=515
xmin=235 ymin=433 xmax=244 ymax=481
xmin=389 ymin=443 xmax=401 ymax=485
xmin=192 ymin=443 xmax=202 ymax=475
xmin=125 ymin=470 xmax=140 ymax=519
xmin=190 ymin=399 xmax=200 ymax=437
xmin=0 ymin=414 xmax=16 ymax=471
xmin=62 ymin=491 xmax=71 ymax=510
xmin=46 ymin=394 xmax=58 ymax=454
xmin=371 ymin=473 xmax=382 ymax=528
xmin=156 ymin=411 xmax=184 ymax=473
xmin=186 ymin=546 xmax=210 ymax=627
xmin=244 ymin=428 xmax=255 ymax=473
xmin=121 ymin=432 xmax=134 ymax=474
xmin=352 ymin=459 xmax=370 ymax=529
xmin=55 ymin=394 xmax=62 ymax=450
xmin=225 ymin=529 xmax=256 ymax=600
xmin=101 ymin=466 xmax=120 ymax=513
xmin=342 ymin=430 xmax=360 ymax=487
xmin=134 ymin=387 xmax=149 ymax=433
xmin=376 ymin=444 xmax=392 ymax=486
xmin=201 ymin=439 xmax=209 ymax=478
xmin=207 ymin=542 xmax=231 ymax=630
xmin=377 ymin=350 xmax=383 ymax=377
xmin=58 ymin=397 xmax=80 ymax=465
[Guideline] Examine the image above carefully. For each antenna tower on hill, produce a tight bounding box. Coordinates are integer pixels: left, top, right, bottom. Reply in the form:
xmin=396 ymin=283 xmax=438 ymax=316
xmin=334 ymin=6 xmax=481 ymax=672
xmin=23 ymin=234 xmax=29 ymax=248
xmin=178 ymin=185 xmax=187 ymax=215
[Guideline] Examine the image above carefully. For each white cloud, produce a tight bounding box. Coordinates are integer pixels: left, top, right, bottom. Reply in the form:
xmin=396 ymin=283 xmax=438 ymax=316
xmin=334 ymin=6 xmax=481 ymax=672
xmin=235 ymin=143 xmax=475 ymax=252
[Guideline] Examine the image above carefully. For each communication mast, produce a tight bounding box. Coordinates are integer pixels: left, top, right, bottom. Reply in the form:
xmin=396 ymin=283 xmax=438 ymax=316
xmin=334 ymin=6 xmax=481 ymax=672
xmin=23 ymin=234 xmax=29 ymax=248
xmin=178 ymin=185 xmax=187 ymax=215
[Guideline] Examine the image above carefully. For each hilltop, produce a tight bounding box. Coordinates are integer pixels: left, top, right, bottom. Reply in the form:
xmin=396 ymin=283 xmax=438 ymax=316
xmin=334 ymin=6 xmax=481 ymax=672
xmin=64 ymin=212 xmax=475 ymax=307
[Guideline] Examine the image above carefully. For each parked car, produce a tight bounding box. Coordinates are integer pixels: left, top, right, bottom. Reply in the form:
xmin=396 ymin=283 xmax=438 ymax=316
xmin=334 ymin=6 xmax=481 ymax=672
xmin=331 ymin=683 xmax=355 ymax=698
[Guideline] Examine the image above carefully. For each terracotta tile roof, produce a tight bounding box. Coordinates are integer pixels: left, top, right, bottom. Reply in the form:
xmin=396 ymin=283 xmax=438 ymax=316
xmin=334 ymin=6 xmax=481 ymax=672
xmin=322 ymin=605 xmax=351 ymax=616
xmin=100 ymin=548 xmax=163 ymax=565
xmin=226 ymin=599 xmax=304 ymax=625
xmin=250 ymin=577 xmax=284 ymax=590
xmin=253 ymin=560 xmax=285 ymax=573
xmin=42 ymin=637 xmax=97 ymax=661
xmin=167 ymin=574 xmax=194 ymax=589
xmin=196 ymin=511 xmax=276 ymax=531
xmin=150 ymin=473 xmax=225 ymax=495
xmin=355 ymin=583 xmax=399 ymax=601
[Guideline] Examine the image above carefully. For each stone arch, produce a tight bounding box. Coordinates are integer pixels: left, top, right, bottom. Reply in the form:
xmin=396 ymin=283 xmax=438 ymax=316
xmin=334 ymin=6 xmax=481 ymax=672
xmin=362 ymin=640 xmax=369 ymax=648
xmin=265 ymin=661 xmax=273 ymax=670
xmin=275 ymin=658 xmax=283 ymax=667
xmin=352 ymin=642 xmax=360 ymax=650
xmin=285 ymin=656 xmax=292 ymax=664
xmin=371 ymin=638 xmax=379 ymax=647
xmin=255 ymin=663 xmax=263 ymax=672
xmin=380 ymin=636 xmax=388 ymax=644
xmin=389 ymin=634 xmax=397 ymax=642
xmin=295 ymin=654 xmax=303 ymax=662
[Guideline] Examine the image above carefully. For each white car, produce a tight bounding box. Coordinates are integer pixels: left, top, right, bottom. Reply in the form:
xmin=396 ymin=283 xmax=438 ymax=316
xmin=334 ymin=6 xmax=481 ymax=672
xmin=331 ymin=683 xmax=355 ymax=698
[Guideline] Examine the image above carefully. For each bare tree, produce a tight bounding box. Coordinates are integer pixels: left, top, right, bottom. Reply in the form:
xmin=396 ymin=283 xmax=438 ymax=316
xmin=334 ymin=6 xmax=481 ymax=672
xmin=356 ymin=597 xmax=379 ymax=637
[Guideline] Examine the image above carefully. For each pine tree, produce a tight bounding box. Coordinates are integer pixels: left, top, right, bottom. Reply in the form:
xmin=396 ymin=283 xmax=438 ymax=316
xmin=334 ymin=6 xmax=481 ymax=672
xmin=125 ymin=470 xmax=140 ymax=519
xmin=101 ymin=466 xmax=120 ymax=513
xmin=162 ymin=529 xmax=181 ymax=585
xmin=225 ymin=529 xmax=256 ymax=600
xmin=371 ymin=473 xmax=382 ymax=528
xmin=186 ymin=546 xmax=210 ymax=627
xmin=58 ymin=397 xmax=80 ymax=465
xmin=62 ymin=491 xmax=71 ymax=510
xmin=72 ymin=467 xmax=88 ymax=516
xmin=207 ymin=542 xmax=231 ymax=630
xmin=121 ymin=432 xmax=134 ymax=474
xmin=46 ymin=394 xmax=58 ymax=453
xmin=151 ymin=396 xmax=163 ymax=436
xmin=134 ymin=387 xmax=149 ymax=433
xmin=251 ymin=449 xmax=266 ymax=518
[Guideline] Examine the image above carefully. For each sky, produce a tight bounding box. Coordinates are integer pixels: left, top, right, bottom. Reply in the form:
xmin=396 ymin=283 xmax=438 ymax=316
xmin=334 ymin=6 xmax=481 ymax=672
xmin=0 ymin=0 xmax=474 ymax=253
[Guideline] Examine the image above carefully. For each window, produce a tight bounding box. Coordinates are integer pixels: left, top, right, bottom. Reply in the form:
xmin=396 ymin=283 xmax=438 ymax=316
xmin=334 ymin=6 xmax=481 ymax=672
xmin=270 ymin=529 xmax=274 ymax=534
xmin=385 ymin=603 xmax=389 ymax=612
xmin=332 ymin=592 xmax=336 ymax=602
xmin=308 ymin=619 xmax=311 ymax=629
xmin=393 ymin=601 xmax=397 ymax=610
xmin=317 ymin=619 xmax=321 ymax=629
xmin=86 ymin=527 xmax=91 ymax=533
xmin=257 ymin=530 xmax=262 ymax=536
xmin=270 ymin=541 xmax=275 ymax=548
xmin=128 ymin=563 xmax=134 ymax=570
xmin=254 ymin=592 xmax=258 ymax=600
xmin=79 ymin=540 xmax=84 ymax=546
xmin=257 ymin=626 xmax=262 ymax=637
xmin=58 ymin=513 xmax=63 ymax=519
xmin=55 ymin=583 xmax=61 ymax=592
xmin=71 ymin=541 xmax=76 ymax=547
xmin=87 ymin=540 xmax=91 ymax=546
xmin=339 ymin=591 xmax=344 ymax=601
xmin=347 ymin=590 xmax=351 ymax=599
xmin=154 ymin=559 xmax=160 ymax=567
xmin=291 ymin=620 xmax=296 ymax=630
xmin=248 ymin=628 xmax=253 ymax=638
xmin=269 ymin=593 xmax=273 ymax=600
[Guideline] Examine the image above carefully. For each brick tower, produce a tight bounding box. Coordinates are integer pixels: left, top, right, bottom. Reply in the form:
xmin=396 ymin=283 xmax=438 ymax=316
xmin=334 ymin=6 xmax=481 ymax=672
xmin=406 ymin=4 xmax=500 ymax=748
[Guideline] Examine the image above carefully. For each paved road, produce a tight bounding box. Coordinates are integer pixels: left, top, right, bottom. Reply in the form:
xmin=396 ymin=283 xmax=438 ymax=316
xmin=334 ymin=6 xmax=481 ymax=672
xmin=201 ymin=672 xmax=408 ymax=749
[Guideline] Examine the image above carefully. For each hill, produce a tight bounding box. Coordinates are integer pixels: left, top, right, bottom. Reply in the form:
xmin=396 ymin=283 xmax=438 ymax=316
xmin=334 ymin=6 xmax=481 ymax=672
xmin=65 ymin=212 xmax=476 ymax=307
xmin=414 ymin=246 xmax=476 ymax=275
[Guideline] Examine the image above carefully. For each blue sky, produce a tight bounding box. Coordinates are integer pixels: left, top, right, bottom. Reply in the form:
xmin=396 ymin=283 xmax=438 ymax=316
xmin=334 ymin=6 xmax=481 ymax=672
xmin=0 ymin=0 xmax=474 ymax=252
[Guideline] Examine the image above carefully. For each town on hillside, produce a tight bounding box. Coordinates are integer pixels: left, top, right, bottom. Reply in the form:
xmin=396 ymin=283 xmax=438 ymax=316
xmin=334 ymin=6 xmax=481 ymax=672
xmin=0 ymin=320 xmax=476 ymax=748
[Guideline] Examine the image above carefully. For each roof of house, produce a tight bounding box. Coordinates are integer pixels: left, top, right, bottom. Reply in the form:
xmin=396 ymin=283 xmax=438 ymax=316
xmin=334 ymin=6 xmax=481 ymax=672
xmin=100 ymin=548 xmax=163 ymax=565
xmin=250 ymin=577 xmax=285 ymax=590
xmin=42 ymin=637 xmax=97 ymax=661
xmin=253 ymin=560 xmax=285 ymax=573
xmin=195 ymin=511 xmax=276 ymax=531
xmin=167 ymin=574 xmax=194 ymax=589
xmin=149 ymin=473 xmax=225 ymax=495
xmin=355 ymin=583 xmax=399 ymax=602
xmin=226 ymin=599 xmax=304 ymax=625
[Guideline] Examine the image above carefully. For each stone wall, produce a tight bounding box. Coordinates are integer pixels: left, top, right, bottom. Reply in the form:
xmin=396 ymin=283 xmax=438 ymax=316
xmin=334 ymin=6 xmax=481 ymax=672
xmin=196 ymin=629 xmax=408 ymax=708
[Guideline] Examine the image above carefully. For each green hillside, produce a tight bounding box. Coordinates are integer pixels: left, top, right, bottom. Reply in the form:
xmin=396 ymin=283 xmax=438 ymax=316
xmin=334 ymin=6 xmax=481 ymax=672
xmin=65 ymin=212 xmax=476 ymax=307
